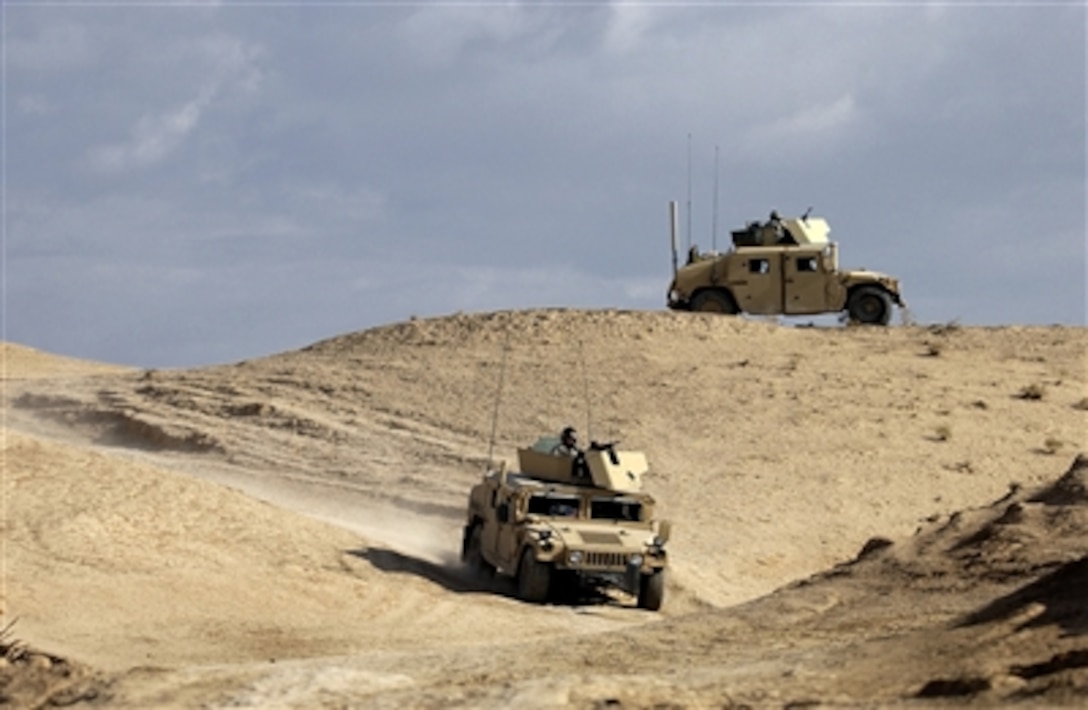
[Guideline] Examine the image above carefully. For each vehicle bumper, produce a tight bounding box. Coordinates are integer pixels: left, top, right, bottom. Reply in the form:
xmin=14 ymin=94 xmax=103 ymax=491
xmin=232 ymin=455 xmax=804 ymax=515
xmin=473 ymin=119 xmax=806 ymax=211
xmin=666 ymin=289 xmax=690 ymax=311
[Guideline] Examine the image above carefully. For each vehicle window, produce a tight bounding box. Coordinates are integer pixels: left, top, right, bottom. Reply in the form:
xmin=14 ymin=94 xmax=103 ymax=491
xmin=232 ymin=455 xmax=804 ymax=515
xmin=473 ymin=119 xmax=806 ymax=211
xmin=527 ymin=494 xmax=581 ymax=517
xmin=797 ymin=257 xmax=817 ymax=272
xmin=590 ymin=497 xmax=643 ymax=522
xmin=748 ymin=258 xmax=770 ymax=275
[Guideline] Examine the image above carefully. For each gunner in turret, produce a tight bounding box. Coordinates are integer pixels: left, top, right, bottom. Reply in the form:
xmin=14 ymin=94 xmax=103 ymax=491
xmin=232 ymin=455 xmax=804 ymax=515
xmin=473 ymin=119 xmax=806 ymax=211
xmin=767 ymin=210 xmax=797 ymax=245
xmin=551 ymin=426 xmax=582 ymax=457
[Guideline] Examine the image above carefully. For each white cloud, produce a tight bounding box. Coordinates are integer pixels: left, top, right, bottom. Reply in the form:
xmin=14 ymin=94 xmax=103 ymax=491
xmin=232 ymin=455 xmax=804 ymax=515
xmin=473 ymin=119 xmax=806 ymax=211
xmin=397 ymin=5 xmax=539 ymax=66
xmin=6 ymin=190 xmax=176 ymax=257
xmin=193 ymin=34 xmax=264 ymax=96
xmin=86 ymin=92 xmax=211 ymax=174
xmin=7 ymin=21 xmax=94 ymax=72
xmin=355 ymin=261 xmax=664 ymax=319
xmin=621 ymin=277 xmax=667 ymax=304
xmin=285 ymin=183 xmax=388 ymax=224
xmin=15 ymin=94 xmax=51 ymax=115
xmin=743 ymin=94 xmax=860 ymax=159
xmin=83 ymin=33 xmax=263 ymax=174
xmin=602 ymin=4 xmax=660 ymax=54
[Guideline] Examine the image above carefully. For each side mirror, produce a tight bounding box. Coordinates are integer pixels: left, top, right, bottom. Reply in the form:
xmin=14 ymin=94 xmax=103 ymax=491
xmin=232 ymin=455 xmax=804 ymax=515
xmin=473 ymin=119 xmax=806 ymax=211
xmin=656 ymin=520 xmax=672 ymax=544
xmin=497 ymin=503 xmax=510 ymax=523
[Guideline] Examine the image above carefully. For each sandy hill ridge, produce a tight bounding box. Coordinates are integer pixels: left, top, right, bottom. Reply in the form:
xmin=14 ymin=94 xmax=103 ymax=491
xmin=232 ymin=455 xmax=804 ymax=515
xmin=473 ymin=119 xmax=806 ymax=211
xmin=1 ymin=308 xmax=1086 ymax=708
xmin=1 ymin=342 xmax=136 ymax=379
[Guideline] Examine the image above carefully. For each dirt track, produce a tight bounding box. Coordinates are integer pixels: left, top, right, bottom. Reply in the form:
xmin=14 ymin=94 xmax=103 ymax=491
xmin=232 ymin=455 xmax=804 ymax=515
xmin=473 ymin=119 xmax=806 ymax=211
xmin=2 ymin=309 xmax=1086 ymax=708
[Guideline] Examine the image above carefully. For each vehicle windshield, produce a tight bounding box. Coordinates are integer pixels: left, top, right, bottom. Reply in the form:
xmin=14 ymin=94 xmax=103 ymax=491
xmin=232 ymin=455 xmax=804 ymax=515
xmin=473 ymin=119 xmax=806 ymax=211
xmin=527 ymin=494 xmax=581 ymax=518
xmin=590 ymin=496 xmax=643 ymax=522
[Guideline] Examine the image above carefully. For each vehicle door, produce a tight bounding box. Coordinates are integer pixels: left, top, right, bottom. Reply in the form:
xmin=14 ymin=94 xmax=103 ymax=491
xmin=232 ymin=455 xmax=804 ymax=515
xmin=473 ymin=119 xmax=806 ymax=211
xmin=490 ymin=491 xmax=525 ymax=569
xmin=784 ymin=249 xmax=830 ymax=314
xmin=728 ymin=250 xmax=783 ymax=314
xmin=482 ymin=486 xmax=511 ymax=565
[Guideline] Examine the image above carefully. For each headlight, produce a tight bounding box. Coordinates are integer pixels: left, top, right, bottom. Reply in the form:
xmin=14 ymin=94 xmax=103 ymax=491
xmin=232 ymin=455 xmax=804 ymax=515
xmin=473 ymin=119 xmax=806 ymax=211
xmin=629 ymin=553 xmax=644 ymax=567
xmin=568 ymin=550 xmax=583 ymax=564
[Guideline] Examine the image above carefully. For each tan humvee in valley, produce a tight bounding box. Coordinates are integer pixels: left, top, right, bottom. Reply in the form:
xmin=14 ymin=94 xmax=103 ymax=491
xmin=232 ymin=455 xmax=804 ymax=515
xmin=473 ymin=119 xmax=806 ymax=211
xmin=667 ymin=206 xmax=905 ymax=325
xmin=462 ymin=436 xmax=671 ymax=610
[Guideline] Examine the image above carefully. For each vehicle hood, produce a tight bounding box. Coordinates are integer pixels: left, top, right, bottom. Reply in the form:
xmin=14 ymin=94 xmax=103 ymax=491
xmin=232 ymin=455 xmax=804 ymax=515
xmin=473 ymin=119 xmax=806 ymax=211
xmin=533 ymin=521 xmax=652 ymax=551
xmin=841 ymin=269 xmax=902 ymax=297
xmin=843 ymin=268 xmax=895 ymax=280
xmin=670 ymin=258 xmax=718 ymax=296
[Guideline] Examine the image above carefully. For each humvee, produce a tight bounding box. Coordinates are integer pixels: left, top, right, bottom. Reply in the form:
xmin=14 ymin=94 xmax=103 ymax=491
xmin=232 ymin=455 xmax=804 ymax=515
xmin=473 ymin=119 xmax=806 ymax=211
xmin=462 ymin=437 xmax=670 ymax=610
xmin=667 ymin=207 xmax=904 ymax=325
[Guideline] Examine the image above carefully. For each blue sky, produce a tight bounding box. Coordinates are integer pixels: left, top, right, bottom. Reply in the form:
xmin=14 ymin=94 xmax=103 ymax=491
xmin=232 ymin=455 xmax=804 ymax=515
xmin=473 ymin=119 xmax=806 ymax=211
xmin=4 ymin=2 xmax=1085 ymax=367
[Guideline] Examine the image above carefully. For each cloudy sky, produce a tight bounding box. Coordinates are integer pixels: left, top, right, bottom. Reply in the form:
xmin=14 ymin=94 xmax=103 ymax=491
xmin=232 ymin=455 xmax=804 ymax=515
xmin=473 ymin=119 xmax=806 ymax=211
xmin=4 ymin=1 xmax=1085 ymax=367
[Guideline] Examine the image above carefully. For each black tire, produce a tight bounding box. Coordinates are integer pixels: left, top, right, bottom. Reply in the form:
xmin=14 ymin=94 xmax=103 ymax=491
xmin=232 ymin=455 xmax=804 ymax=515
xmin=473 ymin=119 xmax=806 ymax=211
xmin=690 ymin=289 xmax=739 ymax=315
xmin=463 ymin=525 xmax=493 ymax=578
xmin=637 ymin=570 xmax=665 ymax=611
xmin=847 ymin=286 xmax=892 ymax=325
xmin=517 ymin=548 xmax=552 ymax=603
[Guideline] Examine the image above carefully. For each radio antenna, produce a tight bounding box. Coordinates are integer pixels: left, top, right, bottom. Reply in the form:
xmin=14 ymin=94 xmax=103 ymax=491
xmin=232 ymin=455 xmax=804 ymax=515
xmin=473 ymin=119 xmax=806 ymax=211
xmin=578 ymin=338 xmax=593 ymax=444
xmin=486 ymin=324 xmax=511 ymax=469
xmin=712 ymin=144 xmax=720 ymax=252
xmin=686 ymin=132 xmax=693 ymax=253
xmin=669 ymin=200 xmax=680 ymax=277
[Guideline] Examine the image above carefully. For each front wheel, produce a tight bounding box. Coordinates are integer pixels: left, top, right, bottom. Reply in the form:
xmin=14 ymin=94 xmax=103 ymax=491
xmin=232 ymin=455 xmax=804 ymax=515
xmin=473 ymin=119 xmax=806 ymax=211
xmin=517 ymin=549 xmax=552 ymax=603
xmin=637 ymin=570 xmax=666 ymax=611
xmin=691 ymin=290 xmax=739 ymax=315
xmin=847 ymin=286 xmax=892 ymax=325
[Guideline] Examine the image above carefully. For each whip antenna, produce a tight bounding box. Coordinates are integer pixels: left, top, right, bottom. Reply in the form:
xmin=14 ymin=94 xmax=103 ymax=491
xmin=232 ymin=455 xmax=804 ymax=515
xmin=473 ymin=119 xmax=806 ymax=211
xmin=686 ymin=132 xmax=693 ymax=253
xmin=578 ymin=338 xmax=593 ymax=443
xmin=712 ymin=144 xmax=720 ymax=252
xmin=669 ymin=200 xmax=680 ymax=277
xmin=486 ymin=323 xmax=511 ymax=469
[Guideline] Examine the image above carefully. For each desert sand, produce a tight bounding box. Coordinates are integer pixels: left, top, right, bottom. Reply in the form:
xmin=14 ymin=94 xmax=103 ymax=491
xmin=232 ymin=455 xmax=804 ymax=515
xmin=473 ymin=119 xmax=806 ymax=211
xmin=1 ymin=309 xmax=1085 ymax=709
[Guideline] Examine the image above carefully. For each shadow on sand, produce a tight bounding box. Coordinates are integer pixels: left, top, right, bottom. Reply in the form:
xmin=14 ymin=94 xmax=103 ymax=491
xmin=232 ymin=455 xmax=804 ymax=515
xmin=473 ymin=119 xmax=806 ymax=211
xmin=346 ymin=546 xmax=620 ymax=608
xmin=959 ymin=555 xmax=1088 ymax=638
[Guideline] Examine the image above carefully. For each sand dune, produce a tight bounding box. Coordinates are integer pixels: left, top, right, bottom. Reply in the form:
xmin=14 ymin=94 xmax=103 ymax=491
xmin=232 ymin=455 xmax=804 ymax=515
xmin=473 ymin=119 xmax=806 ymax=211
xmin=1 ymin=310 xmax=1085 ymax=708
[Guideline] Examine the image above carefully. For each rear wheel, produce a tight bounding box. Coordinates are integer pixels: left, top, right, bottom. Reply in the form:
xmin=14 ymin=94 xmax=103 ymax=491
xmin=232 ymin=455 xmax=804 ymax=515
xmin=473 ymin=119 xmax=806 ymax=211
xmin=691 ymin=289 xmax=739 ymax=315
xmin=517 ymin=549 xmax=552 ymax=603
xmin=847 ymin=286 xmax=892 ymax=325
xmin=637 ymin=570 xmax=665 ymax=611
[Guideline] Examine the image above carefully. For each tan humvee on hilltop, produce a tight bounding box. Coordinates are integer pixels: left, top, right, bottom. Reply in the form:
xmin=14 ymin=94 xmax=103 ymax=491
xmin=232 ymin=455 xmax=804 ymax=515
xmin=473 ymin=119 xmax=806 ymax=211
xmin=667 ymin=207 xmax=904 ymax=325
xmin=462 ymin=437 xmax=671 ymax=610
